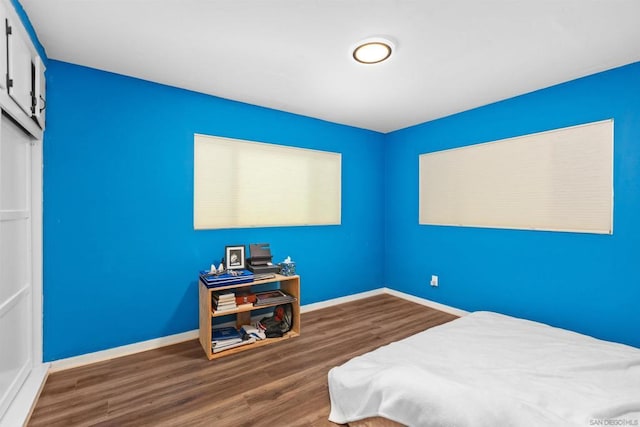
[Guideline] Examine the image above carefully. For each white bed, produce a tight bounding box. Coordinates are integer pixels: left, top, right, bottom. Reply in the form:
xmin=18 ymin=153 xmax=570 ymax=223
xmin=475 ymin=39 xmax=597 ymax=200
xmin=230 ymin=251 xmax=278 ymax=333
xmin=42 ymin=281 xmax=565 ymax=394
xmin=328 ymin=311 xmax=640 ymax=427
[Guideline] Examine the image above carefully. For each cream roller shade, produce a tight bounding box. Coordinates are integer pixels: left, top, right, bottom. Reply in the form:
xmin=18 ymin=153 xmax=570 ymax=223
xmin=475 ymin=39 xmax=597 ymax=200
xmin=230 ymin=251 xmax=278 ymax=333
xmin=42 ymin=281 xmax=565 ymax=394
xmin=194 ymin=134 xmax=341 ymax=229
xmin=419 ymin=120 xmax=613 ymax=234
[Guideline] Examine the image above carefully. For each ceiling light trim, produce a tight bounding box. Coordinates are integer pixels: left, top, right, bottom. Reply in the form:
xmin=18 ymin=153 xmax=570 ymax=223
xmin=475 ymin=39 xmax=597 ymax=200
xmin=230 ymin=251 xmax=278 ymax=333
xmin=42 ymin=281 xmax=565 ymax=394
xmin=352 ymin=37 xmax=395 ymax=65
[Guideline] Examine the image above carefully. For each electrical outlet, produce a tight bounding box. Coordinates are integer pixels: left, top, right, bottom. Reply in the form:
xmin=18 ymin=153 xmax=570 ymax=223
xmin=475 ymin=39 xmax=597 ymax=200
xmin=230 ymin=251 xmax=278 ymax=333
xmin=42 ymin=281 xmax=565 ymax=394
xmin=430 ymin=275 xmax=438 ymax=287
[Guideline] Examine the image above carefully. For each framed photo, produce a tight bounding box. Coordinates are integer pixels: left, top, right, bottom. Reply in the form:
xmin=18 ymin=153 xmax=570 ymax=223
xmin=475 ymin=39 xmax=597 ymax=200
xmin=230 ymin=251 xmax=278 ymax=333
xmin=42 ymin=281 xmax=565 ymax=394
xmin=225 ymin=245 xmax=246 ymax=270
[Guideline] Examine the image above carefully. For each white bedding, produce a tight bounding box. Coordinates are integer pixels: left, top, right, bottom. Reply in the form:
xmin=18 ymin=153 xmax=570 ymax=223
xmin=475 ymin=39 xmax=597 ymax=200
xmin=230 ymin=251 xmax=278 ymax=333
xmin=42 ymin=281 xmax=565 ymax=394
xmin=328 ymin=311 xmax=640 ymax=426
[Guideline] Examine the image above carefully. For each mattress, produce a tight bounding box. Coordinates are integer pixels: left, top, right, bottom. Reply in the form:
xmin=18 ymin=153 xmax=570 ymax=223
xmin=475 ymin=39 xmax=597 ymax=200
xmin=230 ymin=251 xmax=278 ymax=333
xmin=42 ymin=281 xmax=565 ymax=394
xmin=328 ymin=311 xmax=640 ymax=426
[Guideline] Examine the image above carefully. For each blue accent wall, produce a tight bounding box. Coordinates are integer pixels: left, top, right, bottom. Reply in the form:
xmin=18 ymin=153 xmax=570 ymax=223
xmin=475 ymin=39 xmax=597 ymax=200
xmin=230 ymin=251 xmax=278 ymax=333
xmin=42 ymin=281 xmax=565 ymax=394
xmin=384 ymin=62 xmax=640 ymax=348
xmin=43 ymin=61 xmax=385 ymax=361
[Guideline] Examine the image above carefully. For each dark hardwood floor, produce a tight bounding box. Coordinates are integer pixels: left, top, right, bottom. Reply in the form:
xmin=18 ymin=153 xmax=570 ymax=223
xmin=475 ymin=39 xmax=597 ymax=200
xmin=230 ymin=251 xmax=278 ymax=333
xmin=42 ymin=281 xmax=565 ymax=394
xmin=28 ymin=294 xmax=458 ymax=427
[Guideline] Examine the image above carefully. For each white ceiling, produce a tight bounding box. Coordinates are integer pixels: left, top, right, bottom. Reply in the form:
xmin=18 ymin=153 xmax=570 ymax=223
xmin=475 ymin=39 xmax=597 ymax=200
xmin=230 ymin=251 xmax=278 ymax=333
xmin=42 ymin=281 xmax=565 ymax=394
xmin=20 ymin=0 xmax=640 ymax=133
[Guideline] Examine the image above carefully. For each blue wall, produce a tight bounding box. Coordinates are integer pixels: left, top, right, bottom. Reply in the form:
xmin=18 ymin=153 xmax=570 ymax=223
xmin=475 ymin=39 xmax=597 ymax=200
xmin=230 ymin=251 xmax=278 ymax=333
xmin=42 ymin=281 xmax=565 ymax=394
xmin=43 ymin=57 xmax=640 ymax=360
xmin=384 ymin=62 xmax=640 ymax=348
xmin=43 ymin=61 xmax=385 ymax=361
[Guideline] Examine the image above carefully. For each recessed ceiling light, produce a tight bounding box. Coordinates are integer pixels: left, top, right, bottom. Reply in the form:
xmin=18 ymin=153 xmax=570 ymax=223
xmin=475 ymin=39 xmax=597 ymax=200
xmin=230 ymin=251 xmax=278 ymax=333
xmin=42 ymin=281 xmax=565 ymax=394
xmin=352 ymin=37 xmax=394 ymax=64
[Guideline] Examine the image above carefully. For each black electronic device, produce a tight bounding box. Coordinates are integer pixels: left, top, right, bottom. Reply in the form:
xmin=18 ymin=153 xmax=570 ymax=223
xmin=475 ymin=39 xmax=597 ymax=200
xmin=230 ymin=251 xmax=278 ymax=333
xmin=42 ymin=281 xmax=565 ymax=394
xmin=247 ymin=243 xmax=281 ymax=274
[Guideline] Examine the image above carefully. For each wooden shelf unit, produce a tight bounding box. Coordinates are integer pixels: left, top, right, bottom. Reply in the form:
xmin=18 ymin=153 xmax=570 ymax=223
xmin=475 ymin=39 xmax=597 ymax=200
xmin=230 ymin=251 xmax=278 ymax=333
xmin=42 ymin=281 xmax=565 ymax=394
xmin=198 ymin=274 xmax=301 ymax=360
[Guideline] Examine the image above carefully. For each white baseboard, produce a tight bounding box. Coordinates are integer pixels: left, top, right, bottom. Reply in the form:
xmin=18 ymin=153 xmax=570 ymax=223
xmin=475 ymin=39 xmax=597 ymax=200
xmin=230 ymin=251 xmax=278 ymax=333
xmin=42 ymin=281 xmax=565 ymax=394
xmin=49 ymin=287 xmax=466 ymax=373
xmin=300 ymin=288 xmax=385 ymax=313
xmin=49 ymin=329 xmax=199 ymax=373
xmin=0 ymin=363 xmax=49 ymax=427
xmin=382 ymin=288 xmax=469 ymax=317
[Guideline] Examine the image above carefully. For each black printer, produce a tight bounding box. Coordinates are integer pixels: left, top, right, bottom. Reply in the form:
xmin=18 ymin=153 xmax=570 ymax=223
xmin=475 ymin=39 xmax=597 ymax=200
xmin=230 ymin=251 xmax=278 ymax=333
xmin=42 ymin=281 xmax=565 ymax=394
xmin=247 ymin=243 xmax=281 ymax=274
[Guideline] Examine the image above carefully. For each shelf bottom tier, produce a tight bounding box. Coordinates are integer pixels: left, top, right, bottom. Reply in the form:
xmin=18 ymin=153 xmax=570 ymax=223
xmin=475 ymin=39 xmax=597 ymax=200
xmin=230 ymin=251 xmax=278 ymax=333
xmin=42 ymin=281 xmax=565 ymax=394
xmin=208 ymin=331 xmax=300 ymax=360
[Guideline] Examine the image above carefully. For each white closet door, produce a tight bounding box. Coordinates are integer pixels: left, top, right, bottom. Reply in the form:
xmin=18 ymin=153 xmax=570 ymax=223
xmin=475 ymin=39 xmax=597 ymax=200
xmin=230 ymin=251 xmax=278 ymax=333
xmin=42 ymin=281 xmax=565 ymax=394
xmin=6 ymin=18 xmax=34 ymax=116
xmin=33 ymin=57 xmax=45 ymax=128
xmin=0 ymin=3 xmax=7 ymax=90
xmin=0 ymin=114 xmax=33 ymax=418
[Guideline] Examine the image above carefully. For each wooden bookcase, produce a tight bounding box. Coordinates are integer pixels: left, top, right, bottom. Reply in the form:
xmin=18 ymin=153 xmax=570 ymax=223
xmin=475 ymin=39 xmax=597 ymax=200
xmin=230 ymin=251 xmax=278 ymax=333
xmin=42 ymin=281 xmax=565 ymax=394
xmin=198 ymin=274 xmax=301 ymax=360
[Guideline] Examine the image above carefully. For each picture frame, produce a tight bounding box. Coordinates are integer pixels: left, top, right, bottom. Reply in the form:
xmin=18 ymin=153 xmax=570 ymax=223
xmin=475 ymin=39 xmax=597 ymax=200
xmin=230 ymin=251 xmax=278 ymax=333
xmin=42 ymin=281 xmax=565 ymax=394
xmin=225 ymin=245 xmax=246 ymax=270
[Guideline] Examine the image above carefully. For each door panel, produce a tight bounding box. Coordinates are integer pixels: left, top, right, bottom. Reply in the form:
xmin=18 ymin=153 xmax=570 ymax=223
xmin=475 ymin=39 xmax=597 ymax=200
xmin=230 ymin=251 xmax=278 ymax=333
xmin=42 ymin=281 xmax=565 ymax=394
xmin=1 ymin=115 xmax=29 ymax=210
xmin=33 ymin=56 xmax=46 ymax=128
xmin=7 ymin=19 xmax=33 ymax=116
xmin=0 ymin=4 xmax=7 ymax=90
xmin=0 ymin=114 xmax=32 ymax=419
xmin=0 ymin=290 xmax=32 ymax=418
xmin=0 ymin=219 xmax=28 ymax=304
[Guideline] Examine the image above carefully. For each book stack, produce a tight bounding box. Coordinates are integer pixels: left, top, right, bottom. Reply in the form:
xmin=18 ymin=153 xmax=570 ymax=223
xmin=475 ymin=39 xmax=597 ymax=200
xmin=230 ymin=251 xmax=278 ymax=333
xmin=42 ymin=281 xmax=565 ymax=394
xmin=199 ymin=269 xmax=254 ymax=288
xmin=213 ymin=292 xmax=237 ymax=312
xmin=254 ymin=289 xmax=297 ymax=306
xmin=211 ymin=327 xmax=256 ymax=353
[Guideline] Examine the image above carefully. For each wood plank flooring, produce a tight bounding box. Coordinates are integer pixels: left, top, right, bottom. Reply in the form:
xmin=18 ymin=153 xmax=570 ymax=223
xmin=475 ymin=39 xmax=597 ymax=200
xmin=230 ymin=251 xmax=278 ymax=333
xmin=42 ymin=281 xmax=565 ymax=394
xmin=28 ymin=294 xmax=458 ymax=427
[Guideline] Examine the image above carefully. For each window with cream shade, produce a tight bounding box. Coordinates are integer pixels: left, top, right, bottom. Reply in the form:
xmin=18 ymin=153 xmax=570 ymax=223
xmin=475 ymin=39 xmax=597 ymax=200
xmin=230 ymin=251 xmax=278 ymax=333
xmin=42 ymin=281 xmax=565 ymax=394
xmin=419 ymin=120 xmax=613 ymax=234
xmin=194 ymin=134 xmax=341 ymax=229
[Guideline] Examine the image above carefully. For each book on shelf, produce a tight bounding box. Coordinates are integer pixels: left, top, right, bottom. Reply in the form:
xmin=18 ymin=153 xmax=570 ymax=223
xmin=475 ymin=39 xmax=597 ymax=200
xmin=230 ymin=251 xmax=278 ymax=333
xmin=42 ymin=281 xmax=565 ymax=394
xmin=236 ymin=302 xmax=254 ymax=310
xmin=254 ymin=289 xmax=297 ymax=306
xmin=213 ymin=302 xmax=238 ymax=311
xmin=214 ymin=301 xmax=236 ymax=308
xmin=201 ymin=269 xmax=253 ymax=280
xmin=213 ymin=291 xmax=236 ymax=301
xmin=212 ymin=336 xmax=243 ymax=347
xmin=212 ymin=336 xmax=257 ymax=353
xmin=212 ymin=337 xmax=243 ymax=348
xmin=252 ymin=273 xmax=277 ymax=281
xmin=200 ymin=270 xmax=254 ymax=288
xmin=213 ymin=292 xmax=237 ymax=311
xmin=212 ymin=326 xmax=241 ymax=342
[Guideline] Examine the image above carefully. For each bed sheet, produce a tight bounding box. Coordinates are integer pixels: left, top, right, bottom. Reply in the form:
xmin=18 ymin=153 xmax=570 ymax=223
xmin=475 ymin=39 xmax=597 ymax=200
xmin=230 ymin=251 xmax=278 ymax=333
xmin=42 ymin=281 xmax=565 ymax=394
xmin=328 ymin=311 xmax=640 ymax=426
